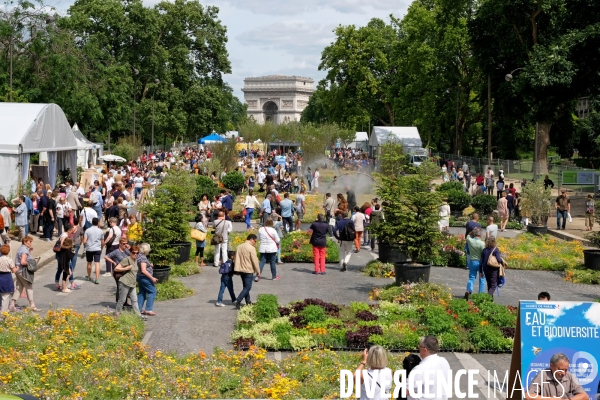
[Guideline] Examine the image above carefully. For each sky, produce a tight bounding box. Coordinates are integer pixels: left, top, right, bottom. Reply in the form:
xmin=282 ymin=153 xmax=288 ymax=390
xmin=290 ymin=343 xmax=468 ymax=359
xmin=46 ymin=0 xmax=411 ymax=102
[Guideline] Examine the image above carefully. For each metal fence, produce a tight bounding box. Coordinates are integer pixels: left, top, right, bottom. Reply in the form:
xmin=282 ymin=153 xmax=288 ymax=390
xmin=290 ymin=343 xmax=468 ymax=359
xmin=431 ymin=152 xmax=598 ymax=194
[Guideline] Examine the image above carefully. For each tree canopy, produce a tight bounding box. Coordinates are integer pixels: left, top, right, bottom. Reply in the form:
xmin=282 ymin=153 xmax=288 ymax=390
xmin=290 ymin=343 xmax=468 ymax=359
xmin=0 ymin=0 xmax=246 ymax=148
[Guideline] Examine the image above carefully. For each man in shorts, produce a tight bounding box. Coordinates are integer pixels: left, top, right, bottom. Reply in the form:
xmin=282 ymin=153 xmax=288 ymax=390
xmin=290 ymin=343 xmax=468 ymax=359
xmin=83 ymin=217 xmax=104 ymax=284
xmin=295 ymin=189 xmax=306 ymax=231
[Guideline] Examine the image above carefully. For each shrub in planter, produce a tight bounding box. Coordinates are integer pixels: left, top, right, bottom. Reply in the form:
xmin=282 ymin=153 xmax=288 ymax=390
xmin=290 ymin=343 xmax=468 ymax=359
xmin=436 ymin=181 xmax=465 ymax=193
xmin=445 ymin=189 xmax=471 ymax=212
xmin=141 ymin=170 xmax=196 ymax=264
xmin=470 ymin=194 xmax=497 ymax=215
xmin=222 ymin=171 xmax=245 ymax=192
xmin=373 ymin=173 xmax=443 ymax=264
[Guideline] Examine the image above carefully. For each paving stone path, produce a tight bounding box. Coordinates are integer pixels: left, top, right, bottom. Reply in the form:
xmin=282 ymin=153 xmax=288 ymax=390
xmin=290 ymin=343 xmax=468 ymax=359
xmin=23 ymin=226 xmax=600 ymax=398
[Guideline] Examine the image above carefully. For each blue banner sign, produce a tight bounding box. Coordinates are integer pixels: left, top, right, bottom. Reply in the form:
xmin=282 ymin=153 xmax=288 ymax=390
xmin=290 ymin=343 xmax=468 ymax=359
xmin=520 ymin=301 xmax=600 ymax=399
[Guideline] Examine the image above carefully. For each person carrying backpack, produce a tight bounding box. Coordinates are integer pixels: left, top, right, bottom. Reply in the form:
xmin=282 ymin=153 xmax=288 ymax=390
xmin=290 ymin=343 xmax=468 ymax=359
xmin=333 ymin=211 xmax=356 ymax=272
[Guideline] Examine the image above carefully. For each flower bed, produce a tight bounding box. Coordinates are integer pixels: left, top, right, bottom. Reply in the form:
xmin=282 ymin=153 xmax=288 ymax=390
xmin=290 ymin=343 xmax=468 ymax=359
xmin=196 ymin=230 xmax=340 ymax=263
xmin=0 ymin=309 xmax=404 ymax=399
xmin=497 ymin=234 xmax=584 ymax=271
xmin=231 ymin=284 xmax=515 ymax=352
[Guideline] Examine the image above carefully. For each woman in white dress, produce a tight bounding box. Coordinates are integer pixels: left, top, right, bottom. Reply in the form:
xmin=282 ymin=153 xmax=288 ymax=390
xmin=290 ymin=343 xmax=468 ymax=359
xmin=313 ymin=168 xmax=320 ymax=193
xmin=438 ymin=199 xmax=451 ymax=233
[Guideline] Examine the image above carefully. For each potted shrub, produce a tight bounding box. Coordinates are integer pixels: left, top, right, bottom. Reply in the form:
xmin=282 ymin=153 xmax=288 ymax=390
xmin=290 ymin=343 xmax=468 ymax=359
xmin=141 ymin=170 xmax=196 ymax=274
xmin=470 ymin=194 xmax=497 ymax=216
xmin=519 ymin=180 xmax=552 ymax=235
xmin=373 ymin=173 xmax=443 ymax=283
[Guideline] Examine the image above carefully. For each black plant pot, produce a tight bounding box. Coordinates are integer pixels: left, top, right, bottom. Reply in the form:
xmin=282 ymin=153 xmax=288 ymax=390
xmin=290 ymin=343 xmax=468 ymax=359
xmin=378 ymin=243 xmax=409 ymax=264
xmin=153 ymin=265 xmax=171 ymax=283
xmin=526 ymin=224 xmax=548 ymax=236
xmin=394 ymin=262 xmax=431 ymax=285
xmin=170 ymin=241 xmax=192 ymax=265
xmin=583 ymin=249 xmax=600 ymax=271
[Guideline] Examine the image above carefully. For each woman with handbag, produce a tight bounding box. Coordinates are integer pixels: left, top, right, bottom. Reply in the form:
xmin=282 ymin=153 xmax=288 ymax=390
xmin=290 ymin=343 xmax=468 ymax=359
xmin=256 ymin=218 xmax=280 ymax=282
xmin=198 ymin=194 xmax=210 ymax=226
xmin=10 ymin=236 xmax=40 ymax=311
xmin=479 ymin=237 xmax=504 ymax=297
xmin=137 ymin=243 xmax=158 ymax=316
xmin=242 ymin=189 xmax=261 ymax=230
xmin=0 ymin=244 xmax=18 ymax=312
xmin=193 ymin=214 xmax=207 ymax=266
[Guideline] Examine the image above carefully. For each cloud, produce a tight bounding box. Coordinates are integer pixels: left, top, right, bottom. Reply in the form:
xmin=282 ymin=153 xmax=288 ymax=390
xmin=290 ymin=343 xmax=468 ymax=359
xmin=211 ymin=0 xmax=401 ymax=15
xmin=584 ymin=303 xmax=600 ymax=326
xmin=236 ymin=21 xmax=335 ymax=55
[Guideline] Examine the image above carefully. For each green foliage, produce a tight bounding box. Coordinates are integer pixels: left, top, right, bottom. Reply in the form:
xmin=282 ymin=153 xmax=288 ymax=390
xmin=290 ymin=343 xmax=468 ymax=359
xmin=519 ymin=181 xmax=552 ymax=226
xmin=361 ymin=260 xmax=394 ymax=278
xmin=418 ymin=161 xmax=443 ymax=179
xmin=377 ymin=142 xmax=407 ymax=176
xmin=374 ymin=173 xmax=443 ymax=262
xmin=155 ymin=278 xmax=195 ymax=301
xmin=470 ymin=195 xmax=497 ymax=215
xmin=421 ymin=306 xmax=456 ymax=335
xmin=194 ymin=175 xmax=220 ymax=204
xmin=479 ymin=302 xmax=517 ymax=328
xmin=170 ymin=261 xmax=201 ymax=277
xmin=568 ymin=269 xmax=600 ymax=285
xmin=221 ymin=171 xmax=245 ymax=192
xmin=350 ymin=302 xmax=370 ymax=313
xmin=0 ymin=0 xmax=241 ymax=145
xmin=141 ymin=170 xmax=196 ymax=264
xmin=254 ymin=294 xmax=280 ymax=323
xmin=445 ymin=189 xmax=471 ymax=212
xmin=210 ymin=139 xmax=240 ymax=172
xmin=112 ymin=136 xmax=142 ymax=163
xmin=469 ymin=326 xmax=513 ymax=352
xmin=436 ymin=182 xmax=465 ymax=193
xmin=300 ymin=305 xmax=327 ymax=324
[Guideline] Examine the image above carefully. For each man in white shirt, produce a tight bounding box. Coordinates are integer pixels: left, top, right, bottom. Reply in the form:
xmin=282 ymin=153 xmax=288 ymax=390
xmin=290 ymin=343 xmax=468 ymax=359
xmin=258 ymin=170 xmax=266 ymax=186
xmin=407 ymin=336 xmax=451 ymax=400
xmin=486 ymin=216 xmax=498 ymax=238
xmin=105 ymin=172 xmax=114 ymax=192
xmin=75 ymin=182 xmax=85 ymax=197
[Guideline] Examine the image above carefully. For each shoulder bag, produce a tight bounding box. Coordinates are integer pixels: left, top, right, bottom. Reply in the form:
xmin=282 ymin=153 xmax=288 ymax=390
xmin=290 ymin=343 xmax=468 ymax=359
xmin=262 ymin=227 xmax=279 ymax=249
xmin=487 ymin=247 xmax=503 ymax=268
xmin=211 ymin=221 xmax=224 ymax=245
xmin=191 ymin=223 xmax=207 ymax=242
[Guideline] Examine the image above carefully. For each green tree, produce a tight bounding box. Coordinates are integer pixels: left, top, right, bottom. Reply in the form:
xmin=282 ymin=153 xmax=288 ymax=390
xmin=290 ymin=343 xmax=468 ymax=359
xmin=469 ymin=0 xmax=600 ymax=172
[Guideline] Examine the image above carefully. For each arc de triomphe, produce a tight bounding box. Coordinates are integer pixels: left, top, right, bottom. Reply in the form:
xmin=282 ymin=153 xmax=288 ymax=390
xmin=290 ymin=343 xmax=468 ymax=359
xmin=242 ymin=75 xmax=314 ymax=124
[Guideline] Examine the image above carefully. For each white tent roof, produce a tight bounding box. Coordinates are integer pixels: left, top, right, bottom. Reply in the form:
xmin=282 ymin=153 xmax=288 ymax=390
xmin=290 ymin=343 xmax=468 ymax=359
xmin=369 ymin=126 xmax=422 ymax=148
xmin=354 ymin=132 xmax=368 ymax=142
xmin=0 ymin=103 xmax=79 ymax=154
xmin=72 ymin=123 xmax=102 ymax=150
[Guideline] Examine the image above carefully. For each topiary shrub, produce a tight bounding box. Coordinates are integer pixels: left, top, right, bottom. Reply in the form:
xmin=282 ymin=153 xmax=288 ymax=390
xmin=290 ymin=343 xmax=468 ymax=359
xmin=445 ymin=189 xmax=471 ymax=211
xmin=222 ymin=171 xmax=245 ymax=192
xmin=194 ymin=175 xmax=220 ymax=204
xmin=470 ymin=194 xmax=498 ymax=215
xmin=436 ymin=181 xmax=465 ymax=193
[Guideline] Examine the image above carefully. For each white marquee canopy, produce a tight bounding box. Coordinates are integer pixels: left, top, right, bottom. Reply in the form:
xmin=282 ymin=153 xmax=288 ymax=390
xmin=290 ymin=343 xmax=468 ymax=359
xmin=0 ymin=103 xmax=79 ymax=196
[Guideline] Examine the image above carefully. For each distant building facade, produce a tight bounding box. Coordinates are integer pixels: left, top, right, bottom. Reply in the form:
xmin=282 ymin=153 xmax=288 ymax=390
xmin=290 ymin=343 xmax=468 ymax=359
xmin=242 ymin=75 xmax=314 ymax=124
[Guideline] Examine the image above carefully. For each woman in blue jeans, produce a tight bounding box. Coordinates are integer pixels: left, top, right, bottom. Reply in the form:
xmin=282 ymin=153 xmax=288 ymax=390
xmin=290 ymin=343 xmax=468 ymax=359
xmin=464 ymin=227 xmax=486 ymax=301
xmin=137 ymin=243 xmax=158 ymax=316
xmin=242 ymin=189 xmax=261 ymax=230
xmin=480 ymin=236 xmax=503 ymax=297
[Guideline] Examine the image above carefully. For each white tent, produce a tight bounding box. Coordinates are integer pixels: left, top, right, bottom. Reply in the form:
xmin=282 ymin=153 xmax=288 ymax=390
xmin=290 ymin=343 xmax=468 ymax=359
xmin=0 ymin=103 xmax=79 ymax=196
xmin=72 ymin=123 xmax=104 ymax=167
xmin=347 ymin=131 xmax=369 ymax=151
xmin=369 ymin=126 xmax=423 ymax=149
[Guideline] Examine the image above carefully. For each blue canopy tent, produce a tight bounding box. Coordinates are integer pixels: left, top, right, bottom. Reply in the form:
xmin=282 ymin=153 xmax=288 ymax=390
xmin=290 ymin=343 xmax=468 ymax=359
xmin=199 ymin=132 xmax=227 ymax=144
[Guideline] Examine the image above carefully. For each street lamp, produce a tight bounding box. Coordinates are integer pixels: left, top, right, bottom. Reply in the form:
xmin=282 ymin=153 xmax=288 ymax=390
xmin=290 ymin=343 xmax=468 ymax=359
xmin=505 ymin=68 xmax=524 ymax=82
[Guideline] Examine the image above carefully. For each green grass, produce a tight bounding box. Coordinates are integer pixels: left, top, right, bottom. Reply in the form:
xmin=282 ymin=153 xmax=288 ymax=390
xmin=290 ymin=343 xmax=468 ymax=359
xmin=155 ymin=278 xmax=195 ymax=301
xmin=170 ymin=261 xmax=201 ymax=277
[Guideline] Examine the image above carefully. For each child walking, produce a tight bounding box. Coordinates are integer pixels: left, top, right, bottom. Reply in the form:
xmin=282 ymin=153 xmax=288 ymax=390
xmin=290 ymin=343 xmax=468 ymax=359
xmin=216 ymin=250 xmax=236 ymax=307
xmin=58 ymin=238 xmax=75 ymax=293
